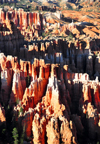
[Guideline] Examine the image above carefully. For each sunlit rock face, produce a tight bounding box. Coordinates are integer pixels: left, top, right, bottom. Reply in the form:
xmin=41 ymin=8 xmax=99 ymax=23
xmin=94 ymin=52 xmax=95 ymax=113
xmin=1 ymin=68 xmax=12 ymax=104
xmin=9 ymin=70 xmax=26 ymax=107
xmin=0 ymin=6 xmax=100 ymax=144
xmin=0 ymin=104 xmax=6 ymax=126
xmin=1 ymin=50 xmax=100 ymax=143
xmin=21 ymin=74 xmax=77 ymax=143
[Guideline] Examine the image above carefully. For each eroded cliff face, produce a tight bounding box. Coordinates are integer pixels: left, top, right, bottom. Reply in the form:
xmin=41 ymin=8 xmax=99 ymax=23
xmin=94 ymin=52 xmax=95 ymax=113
xmin=0 ymin=8 xmax=100 ymax=144
xmin=1 ymin=52 xmax=100 ymax=143
xmin=8 ymin=56 xmax=77 ymax=144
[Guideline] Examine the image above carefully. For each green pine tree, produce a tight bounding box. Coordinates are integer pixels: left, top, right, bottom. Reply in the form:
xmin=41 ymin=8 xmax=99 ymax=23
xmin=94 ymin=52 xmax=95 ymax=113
xmin=12 ymin=127 xmax=19 ymax=144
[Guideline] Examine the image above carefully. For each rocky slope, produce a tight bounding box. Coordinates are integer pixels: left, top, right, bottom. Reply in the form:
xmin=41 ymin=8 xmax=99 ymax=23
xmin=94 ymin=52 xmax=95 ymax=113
xmin=0 ymin=8 xmax=100 ymax=144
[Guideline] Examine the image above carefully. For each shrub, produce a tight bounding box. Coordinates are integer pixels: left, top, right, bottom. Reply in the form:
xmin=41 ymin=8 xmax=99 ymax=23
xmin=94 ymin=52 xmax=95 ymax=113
xmin=16 ymin=98 xmax=19 ymax=105
xmin=68 ymin=32 xmax=73 ymax=41
xmin=18 ymin=106 xmax=23 ymax=116
xmin=12 ymin=127 xmax=19 ymax=144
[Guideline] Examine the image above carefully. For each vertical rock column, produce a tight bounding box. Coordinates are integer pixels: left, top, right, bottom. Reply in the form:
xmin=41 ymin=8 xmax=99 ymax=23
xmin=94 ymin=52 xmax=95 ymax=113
xmin=32 ymin=64 xmax=37 ymax=80
xmin=14 ymin=10 xmax=18 ymax=26
xmin=22 ymin=109 xmax=34 ymax=137
xmin=29 ymin=13 xmax=33 ymax=26
xmin=60 ymin=116 xmax=77 ymax=144
xmin=46 ymin=117 xmax=60 ymax=144
xmin=82 ymin=84 xmax=92 ymax=103
xmin=93 ymin=85 xmax=100 ymax=110
xmin=24 ymin=12 xmax=28 ymax=28
xmin=1 ymin=69 xmax=12 ymax=104
xmin=6 ymin=12 xmax=9 ymax=21
xmin=1 ymin=11 xmax=5 ymax=22
xmin=35 ymin=13 xmax=37 ymax=25
xmin=9 ymin=71 xmax=25 ymax=106
xmin=44 ymin=64 xmax=50 ymax=79
xmin=32 ymin=113 xmax=46 ymax=144
xmin=33 ymin=12 xmax=35 ymax=24
xmin=19 ymin=11 xmax=22 ymax=30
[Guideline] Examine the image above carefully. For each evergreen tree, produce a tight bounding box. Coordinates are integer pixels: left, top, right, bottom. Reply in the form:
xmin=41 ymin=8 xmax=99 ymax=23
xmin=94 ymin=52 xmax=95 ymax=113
xmin=12 ymin=127 xmax=19 ymax=144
